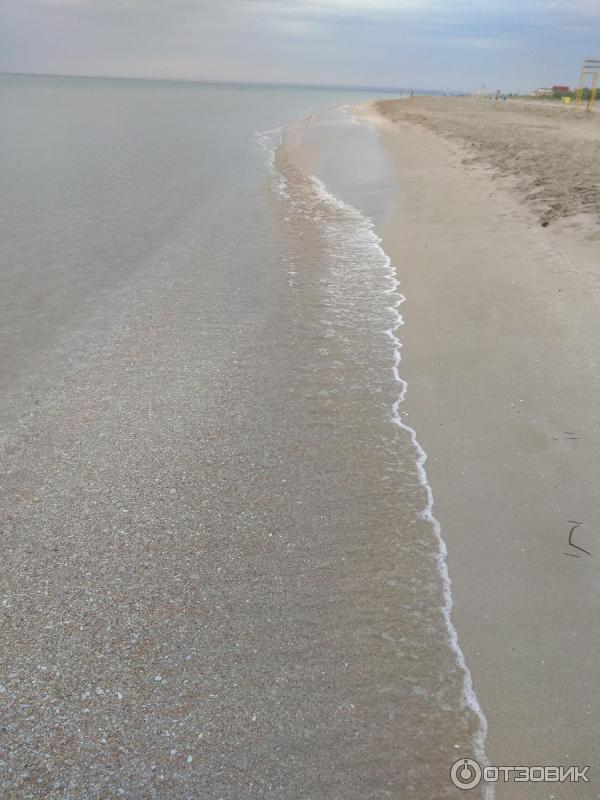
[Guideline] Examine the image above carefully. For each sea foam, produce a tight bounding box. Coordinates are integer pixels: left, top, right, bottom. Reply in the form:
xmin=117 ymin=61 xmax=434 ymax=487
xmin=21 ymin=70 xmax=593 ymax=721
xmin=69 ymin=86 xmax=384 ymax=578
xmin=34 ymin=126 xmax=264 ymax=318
xmin=260 ymin=116 xmax=493 ymax=795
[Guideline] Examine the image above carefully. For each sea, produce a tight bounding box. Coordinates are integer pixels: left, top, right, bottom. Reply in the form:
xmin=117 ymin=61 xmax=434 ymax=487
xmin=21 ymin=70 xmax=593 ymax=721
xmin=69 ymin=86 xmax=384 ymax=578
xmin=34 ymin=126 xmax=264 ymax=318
xmin=0 ymin=75 xmax=489 ymax=798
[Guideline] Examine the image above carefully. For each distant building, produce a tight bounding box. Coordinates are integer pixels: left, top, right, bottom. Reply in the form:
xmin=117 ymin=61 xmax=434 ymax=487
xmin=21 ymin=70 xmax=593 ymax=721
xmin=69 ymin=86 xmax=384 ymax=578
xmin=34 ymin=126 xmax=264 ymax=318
xmin=533 ymin=87 xmax=553 ymax=97
xmin=552 ymin=85 xmax=571 ymax=94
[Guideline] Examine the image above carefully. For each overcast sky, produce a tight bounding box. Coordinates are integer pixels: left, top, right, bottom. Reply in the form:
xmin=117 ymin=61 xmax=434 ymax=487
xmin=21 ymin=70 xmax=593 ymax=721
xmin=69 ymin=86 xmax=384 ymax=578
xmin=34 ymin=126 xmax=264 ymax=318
xmin=0 ymin=0 xmax=598 ymax=92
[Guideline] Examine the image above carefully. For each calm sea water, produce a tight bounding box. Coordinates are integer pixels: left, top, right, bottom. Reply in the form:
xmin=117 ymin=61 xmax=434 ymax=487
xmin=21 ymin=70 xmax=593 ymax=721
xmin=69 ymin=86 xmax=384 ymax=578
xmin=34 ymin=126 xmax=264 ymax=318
xmin=0 ymin=75 xmax=488 ymax=798
xmin=0 ymin=75 xmax=397 ymax=406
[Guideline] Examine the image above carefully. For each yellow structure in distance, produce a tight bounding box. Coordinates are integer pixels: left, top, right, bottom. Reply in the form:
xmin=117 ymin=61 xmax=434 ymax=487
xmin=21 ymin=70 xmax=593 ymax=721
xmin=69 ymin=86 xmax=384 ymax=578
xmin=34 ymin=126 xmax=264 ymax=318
xmin=575 ymin=58 xmax=600 ymax=112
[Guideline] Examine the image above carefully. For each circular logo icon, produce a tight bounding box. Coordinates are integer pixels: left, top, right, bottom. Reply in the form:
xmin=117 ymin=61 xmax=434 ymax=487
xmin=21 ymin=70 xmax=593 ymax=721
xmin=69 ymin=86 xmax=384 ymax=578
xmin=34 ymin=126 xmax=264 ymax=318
xmin=450 ymin=758 xmax=483 ymax=790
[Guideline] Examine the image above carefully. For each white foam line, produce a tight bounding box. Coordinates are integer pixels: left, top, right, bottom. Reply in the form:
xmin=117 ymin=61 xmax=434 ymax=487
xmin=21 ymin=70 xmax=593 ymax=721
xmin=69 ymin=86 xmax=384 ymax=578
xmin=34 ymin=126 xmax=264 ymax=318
xmin=255 ymin=127 xmax=289 ymax=199
xmin=256 ymin=127 xmax=301 ymax=291
xmin=309 ymin=173 xmax=494 ymax=798
xmin=339 ymin=104 xmax=363 ymax=125
xmin=261 ymin=121 xmax=493 ymax=788
xmin=255 ymin=126 xmax=281 ymax=169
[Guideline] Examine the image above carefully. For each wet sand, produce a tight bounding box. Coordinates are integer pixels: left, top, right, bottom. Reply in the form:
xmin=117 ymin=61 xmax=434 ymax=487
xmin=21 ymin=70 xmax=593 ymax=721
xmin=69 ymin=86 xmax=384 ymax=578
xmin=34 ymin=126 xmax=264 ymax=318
xmin=363 ymin=98 xmax=600 ymax=797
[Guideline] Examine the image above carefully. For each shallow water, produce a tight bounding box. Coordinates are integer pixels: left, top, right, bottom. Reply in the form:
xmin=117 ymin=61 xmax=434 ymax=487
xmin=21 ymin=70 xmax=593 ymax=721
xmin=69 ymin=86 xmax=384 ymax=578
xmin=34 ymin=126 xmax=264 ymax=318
xmin=0 ymin=75 xmax=396 ymax=422
xmin=0 ymin=76 xmax=488 ymax=798
xmin=269 ymin=109 xmax=491 ymax=795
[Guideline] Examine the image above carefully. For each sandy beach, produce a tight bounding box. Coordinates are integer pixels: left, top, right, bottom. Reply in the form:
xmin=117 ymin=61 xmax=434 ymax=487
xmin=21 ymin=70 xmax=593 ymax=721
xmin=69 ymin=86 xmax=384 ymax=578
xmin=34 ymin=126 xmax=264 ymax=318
xmin=365 ymin=97 xmax=600 ymax=797
xmin=3 ymin=76 xmax=600 ymax=798
xmin=6 ymin=0 xmax=600 ymax=790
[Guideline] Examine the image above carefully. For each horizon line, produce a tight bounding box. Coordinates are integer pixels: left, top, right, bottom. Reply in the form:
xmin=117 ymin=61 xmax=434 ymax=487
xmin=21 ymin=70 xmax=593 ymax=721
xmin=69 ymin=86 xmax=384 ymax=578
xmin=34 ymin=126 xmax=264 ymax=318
xmin=0 ymin=70 xmax=459 ymax=95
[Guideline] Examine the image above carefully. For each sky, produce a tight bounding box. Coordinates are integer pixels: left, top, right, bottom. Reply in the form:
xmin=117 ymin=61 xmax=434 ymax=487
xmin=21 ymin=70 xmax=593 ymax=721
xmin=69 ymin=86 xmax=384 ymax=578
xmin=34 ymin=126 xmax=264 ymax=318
xmin=0 ymin=0 xmax=599 ymax=93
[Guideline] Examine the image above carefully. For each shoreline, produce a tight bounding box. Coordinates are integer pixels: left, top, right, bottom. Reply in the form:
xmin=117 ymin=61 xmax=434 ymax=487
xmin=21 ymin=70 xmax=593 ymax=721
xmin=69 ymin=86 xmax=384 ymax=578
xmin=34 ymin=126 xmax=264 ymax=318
xmin=359 ymin=98 xmax=600 ymax=797
xmin=278 ymin=106 xmax=493 ymax=796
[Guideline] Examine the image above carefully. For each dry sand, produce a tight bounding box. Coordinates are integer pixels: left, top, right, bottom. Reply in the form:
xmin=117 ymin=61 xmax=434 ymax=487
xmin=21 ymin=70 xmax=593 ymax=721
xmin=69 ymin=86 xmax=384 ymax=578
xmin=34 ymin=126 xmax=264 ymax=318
xmin=378 ymin=96 xmax=600 ymax=229
xmin=364 ymin=97 xmax=600 ymax=798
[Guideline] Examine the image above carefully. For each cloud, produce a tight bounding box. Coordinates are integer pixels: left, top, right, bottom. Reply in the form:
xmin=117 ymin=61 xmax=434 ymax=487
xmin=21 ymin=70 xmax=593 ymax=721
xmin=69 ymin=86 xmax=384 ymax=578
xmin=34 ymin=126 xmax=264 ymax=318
xmin=443 ymin=35 xmax=521 ymax=49
xmin=268 ymin=18 xmax=322 ymax=36
xmin=1 ymin=0 xmax=599 ymax=90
